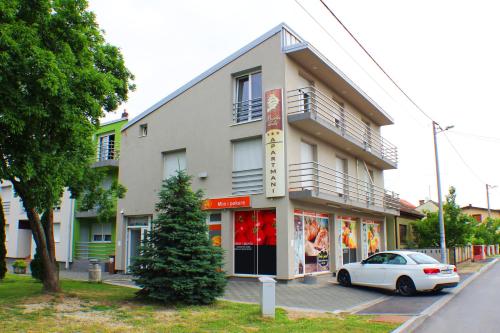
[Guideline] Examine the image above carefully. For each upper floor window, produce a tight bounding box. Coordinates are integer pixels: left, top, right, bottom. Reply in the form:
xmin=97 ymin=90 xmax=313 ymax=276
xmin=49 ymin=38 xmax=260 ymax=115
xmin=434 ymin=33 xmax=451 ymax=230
xmin=233 ymin=71 xmax=262 ymax=123
xmin=232 ymin=138 xmax=263 ymax=194
xmin=92 ymin=222 xmax=112 ymax=242
xmin=163 ymin=150 xmax=187 ymax=179
xmin=139 ymin=124 xmax=148 ymax=137
xmin=1 ymin=185 xmax=12 ymax=215
xmin=97 ymin=133 xmax=116 ymax=161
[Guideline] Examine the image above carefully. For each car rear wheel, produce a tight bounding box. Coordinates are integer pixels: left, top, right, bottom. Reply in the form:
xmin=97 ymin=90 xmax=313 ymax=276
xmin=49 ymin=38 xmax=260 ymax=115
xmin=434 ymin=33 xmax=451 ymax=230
xmin=397 ymin=276 xmax=416 ymax=296
xmin=337 ymin=270 xmax=351 ymax=287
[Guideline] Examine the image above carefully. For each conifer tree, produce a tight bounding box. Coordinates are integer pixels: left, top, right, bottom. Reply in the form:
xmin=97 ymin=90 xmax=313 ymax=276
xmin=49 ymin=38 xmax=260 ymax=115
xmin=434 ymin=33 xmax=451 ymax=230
xmin=131 ymin=171 xmax=226 ymax=304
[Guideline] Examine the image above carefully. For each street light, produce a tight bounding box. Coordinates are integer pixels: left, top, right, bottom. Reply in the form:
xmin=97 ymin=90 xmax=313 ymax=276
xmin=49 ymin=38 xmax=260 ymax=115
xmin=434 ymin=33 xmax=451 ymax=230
xmin=433 ymin=122 xmax=454 ymax=264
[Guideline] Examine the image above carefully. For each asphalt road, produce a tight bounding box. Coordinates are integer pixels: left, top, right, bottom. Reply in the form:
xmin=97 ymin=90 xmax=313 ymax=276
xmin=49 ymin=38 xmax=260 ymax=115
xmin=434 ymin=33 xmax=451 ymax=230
xmin=415 ymin=260 xmax=500 ymax=333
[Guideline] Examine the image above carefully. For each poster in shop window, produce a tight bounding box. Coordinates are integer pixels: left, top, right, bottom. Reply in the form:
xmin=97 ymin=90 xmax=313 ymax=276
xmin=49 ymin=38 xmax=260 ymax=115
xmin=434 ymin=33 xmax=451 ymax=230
xmin=366 ymin=222 xmax=382 ymax=257
xmin=340 ymin=217 xmax=358 ymax=264
xmin=294 ymin=214 xmax=304 ymax=275
xmin=294 ymin=210 xmax=330 ymax=274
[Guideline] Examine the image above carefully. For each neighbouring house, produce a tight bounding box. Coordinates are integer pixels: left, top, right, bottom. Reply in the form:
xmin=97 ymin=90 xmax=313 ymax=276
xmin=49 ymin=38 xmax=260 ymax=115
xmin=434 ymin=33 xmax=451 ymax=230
xmin=415 ymin=199 xmax=439 ymax=214
xmin=114 ymin=23 xmax=400 ymax=279
xmin=461 ymin=204 xmax=500 ymax=223
xmin=0 ymin=182 xmax=74 ymax=268
xmin=71 ymin=114 xmax=128 ymax=271
xmin=386 ymin=199 xmax=424 ymax=250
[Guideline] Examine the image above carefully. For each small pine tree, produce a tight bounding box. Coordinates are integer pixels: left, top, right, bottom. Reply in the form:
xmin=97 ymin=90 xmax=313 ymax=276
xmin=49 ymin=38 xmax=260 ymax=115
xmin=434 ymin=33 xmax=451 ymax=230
xmin=131 ymin=170 xmax=226 ymax=304
xmin=30 ymin=249 xmax=44 ymax=281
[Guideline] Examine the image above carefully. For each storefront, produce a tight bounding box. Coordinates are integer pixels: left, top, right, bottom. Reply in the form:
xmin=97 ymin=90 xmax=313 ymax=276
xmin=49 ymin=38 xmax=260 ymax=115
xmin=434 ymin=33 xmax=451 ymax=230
xmin=234 ymin=209 xmax=277 ymax=276
xmin=293 ymin=210 xmax=330 ymax=276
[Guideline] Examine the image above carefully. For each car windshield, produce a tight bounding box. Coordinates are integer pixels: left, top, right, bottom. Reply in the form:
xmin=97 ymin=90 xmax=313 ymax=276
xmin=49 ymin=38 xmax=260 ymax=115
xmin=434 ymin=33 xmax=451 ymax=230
xmin=408 ymin=253 xmax=440 ymax=264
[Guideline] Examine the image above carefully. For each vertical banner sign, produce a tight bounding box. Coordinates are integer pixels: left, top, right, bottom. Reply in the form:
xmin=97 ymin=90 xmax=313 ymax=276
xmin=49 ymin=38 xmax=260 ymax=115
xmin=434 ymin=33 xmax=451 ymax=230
xmin=265 ymin=89 xmax=285 ymax=197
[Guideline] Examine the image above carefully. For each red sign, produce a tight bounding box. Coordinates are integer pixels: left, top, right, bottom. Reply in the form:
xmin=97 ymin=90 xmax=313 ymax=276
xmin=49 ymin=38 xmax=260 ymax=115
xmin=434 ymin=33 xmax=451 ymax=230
xmin=202 ymin=196 xmax=251 ymax=210
xmin=265 ymin=89 xmax=283 ymax=131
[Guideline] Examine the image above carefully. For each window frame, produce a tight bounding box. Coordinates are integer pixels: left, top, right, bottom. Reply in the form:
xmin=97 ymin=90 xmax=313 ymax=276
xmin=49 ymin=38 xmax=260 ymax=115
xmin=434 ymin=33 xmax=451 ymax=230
xmin=234 ymin=70 xmax=262 ymax=124
xmin=163 ymin=149 xmax=187 ymax=180
xmin=139 ymin=124 xmax=148 ymax=137
xmin=91 ymin=223 xmax=113 ymax=243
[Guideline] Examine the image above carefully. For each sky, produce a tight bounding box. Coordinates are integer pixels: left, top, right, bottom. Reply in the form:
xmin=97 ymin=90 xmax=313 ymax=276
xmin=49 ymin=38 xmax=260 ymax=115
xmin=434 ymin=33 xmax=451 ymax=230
xmin=87 ymin=0 xmax=500 ymax=209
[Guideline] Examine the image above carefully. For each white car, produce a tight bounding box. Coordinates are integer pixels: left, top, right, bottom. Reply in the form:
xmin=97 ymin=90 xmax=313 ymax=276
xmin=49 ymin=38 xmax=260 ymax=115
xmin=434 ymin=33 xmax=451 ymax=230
xmin=336 ymin=251 xmax=460 ymax=296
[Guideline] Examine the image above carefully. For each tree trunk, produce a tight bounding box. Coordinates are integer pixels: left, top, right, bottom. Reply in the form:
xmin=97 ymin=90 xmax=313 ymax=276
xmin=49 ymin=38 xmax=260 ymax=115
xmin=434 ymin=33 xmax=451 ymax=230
xmin=27 ymin=207 xmax=60 ymax=292
xmin=0 ymin=196 xmax=7 ymax=280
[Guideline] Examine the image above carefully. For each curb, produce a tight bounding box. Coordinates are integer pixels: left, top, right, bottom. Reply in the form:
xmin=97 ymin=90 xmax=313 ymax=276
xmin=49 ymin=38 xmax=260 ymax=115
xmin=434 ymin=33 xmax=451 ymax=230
xmin=392 ymin=258 xmax=499 ymax=333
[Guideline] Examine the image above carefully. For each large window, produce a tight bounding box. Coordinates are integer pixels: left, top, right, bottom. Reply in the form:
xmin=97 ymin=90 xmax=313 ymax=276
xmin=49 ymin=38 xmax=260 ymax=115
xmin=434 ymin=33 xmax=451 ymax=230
xmin=92 ymin=223 xmax=112 ymax=242
xmin=163 ymin=150 xmax=187 ymax=179
xmin=97 ymin=133 xmax=116 ymax=161
xmin=232 ymin=138 xmax=263 ymax=195
xmin=233 ymin=71 xmax=262 ymax=123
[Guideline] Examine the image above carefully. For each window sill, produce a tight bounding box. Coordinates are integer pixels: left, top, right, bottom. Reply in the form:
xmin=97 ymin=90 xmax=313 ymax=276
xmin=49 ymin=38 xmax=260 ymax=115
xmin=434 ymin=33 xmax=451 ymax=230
xmin=229 ymin=118 xmax=262 ymax=127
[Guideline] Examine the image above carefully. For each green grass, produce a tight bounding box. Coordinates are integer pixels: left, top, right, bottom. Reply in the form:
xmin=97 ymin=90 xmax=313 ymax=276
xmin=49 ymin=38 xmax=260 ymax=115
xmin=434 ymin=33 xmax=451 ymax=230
xmin=0 ymin=274 xmax=398 ymax=333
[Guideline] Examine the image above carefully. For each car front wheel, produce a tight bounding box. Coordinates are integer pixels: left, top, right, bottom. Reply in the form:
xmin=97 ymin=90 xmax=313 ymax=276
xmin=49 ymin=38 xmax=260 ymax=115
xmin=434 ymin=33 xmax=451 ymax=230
xmin=397 ymin=276 xmax=416 ymax=296
xmin=337 ymin=270 xmax=351 ymax=287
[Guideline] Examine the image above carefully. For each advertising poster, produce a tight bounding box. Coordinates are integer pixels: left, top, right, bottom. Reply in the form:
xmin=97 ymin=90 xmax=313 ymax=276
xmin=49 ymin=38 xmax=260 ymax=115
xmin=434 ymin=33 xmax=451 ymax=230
xmin=365 ymin=221 xmax=382 ymax=257
xmin=294 ymin=210 xmax=330 ymax=274
xmin=234 ymin=210 xmax=277 ymax=275
xmin=340 ymin=216 xmax=358 ymax=264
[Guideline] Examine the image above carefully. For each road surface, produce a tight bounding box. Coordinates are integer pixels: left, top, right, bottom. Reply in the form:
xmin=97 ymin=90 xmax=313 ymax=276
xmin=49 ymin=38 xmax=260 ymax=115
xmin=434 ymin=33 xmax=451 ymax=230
xmin=415 ymin=260 xmax=500 ymax=333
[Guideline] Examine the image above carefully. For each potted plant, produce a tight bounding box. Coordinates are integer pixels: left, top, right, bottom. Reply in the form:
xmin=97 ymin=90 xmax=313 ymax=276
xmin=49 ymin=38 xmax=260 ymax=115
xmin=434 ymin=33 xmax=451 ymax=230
xmin=12 ymin=260 xmax=27 ymax=274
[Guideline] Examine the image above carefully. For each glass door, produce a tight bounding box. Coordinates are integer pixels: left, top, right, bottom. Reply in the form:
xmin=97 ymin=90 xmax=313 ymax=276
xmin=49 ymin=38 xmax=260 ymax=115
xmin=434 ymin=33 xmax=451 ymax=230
xmin=340 ymin=217 xmax=358 ymax=265
xmin=234 ymin=210 xmax=276 ymax=276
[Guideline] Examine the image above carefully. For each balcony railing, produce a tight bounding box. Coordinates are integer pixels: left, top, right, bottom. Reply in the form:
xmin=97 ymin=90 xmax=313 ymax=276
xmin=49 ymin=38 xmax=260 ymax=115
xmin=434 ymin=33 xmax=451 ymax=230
xmin=289 ymin=162 xmax=400 ymax=211
xmin=287 ymin=87 xmax=398 ymax=166
xmin=232 ymin=97 xmax=263 ymax=124
xmin=3 ymin=201 xmax=10 ymax=215
xmin=97 ymin=144 xmax=119 ymax=162
xmin=75 ymin=241 xmax=114 ymax=260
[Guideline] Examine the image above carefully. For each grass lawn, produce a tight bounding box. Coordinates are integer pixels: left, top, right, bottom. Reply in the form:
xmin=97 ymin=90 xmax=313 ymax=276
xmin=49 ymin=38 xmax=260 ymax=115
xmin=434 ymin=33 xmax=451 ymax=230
xmin=0 ymin=274 xmax=398 ymax=333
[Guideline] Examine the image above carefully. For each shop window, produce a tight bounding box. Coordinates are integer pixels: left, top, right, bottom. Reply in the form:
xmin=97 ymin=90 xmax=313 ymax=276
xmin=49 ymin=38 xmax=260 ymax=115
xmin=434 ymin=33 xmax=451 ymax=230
xmin=233 ymin=71 xmax=262 ymax=123
xmin=53 ymin=223 xmax=61 ymax=243
xmin=234 ymin=210 xmax=276 ymax=275
xmin=91 ymin=223 xmax=112 ymax=242
xmin=362 ymin=220 xmax=383 ymax=258
xmin=232 ymin=138 xmax=263 ymax=195
xmin=163 ymin=150 xmax=187 ymax=179
xmin=294 ymin=210 xmax=329 ymax=275
xmin=339 ymin=216 xmax=358 ymax=265
xmin=399 ymin=224 xmax=408 ymax=245
xmin=207 ymin=213 xmax=221 ymax=247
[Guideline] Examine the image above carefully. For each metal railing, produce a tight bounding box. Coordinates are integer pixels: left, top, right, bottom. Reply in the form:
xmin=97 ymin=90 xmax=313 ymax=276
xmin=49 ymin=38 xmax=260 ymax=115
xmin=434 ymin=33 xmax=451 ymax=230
xmin=96 ymin=143 xmax=119 ymax=162
xmin=3 ymin=201 xmax=10 ymax=215
xmin=75 ymin=241 xmax=114 ymax=260
xmin=232 ymin=168 xmax=264 ymax=195
xmin=289 ymin=162 xmax=399 ymax=210
xmin=287 ymin=87 xmax=398 ymax=165
xmin=232 ymin=97 xmax=263 ymax=124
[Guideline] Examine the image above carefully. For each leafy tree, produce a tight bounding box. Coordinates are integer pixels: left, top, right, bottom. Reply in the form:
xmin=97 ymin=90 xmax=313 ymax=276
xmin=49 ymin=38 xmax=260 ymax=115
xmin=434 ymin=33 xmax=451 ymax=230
xmin=78 ymin=170 xmax=126 ymax=223
xmin=472 ymin=218 xmax=500 ymax=245
xmin=412 ymin=187 xmax=475 ymax=248
xmin=131 ymin=171 xmax=227 ymax=305
xmin=0 ymin=0 xmax=134 ymax=292
xmin=0 ymin=196 xmax=7 ymax=280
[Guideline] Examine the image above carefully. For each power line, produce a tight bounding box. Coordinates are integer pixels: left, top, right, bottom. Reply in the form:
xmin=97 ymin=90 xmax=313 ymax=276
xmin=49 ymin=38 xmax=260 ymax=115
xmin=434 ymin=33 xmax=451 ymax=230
xmin=443 ymin=132 xmax=486 ymax=184
xmin=448 ymin=130 xmax=500 ymax=142
xmin=318 ymin=0 xmax=435 ymax=124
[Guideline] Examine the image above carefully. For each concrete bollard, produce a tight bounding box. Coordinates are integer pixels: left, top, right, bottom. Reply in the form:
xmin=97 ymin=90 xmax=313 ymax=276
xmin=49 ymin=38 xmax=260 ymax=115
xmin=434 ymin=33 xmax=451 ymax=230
xmin=259 ymin=276 xmax=276 ymax=318
xmin=88 ymin=259 xmax=102 ymax=283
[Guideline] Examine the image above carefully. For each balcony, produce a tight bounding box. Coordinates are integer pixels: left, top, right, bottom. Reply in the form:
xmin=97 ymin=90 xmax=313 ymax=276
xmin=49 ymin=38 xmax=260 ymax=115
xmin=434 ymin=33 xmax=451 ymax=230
xmin=287 ymin=87 xmax=398 ymax=169
xmin=289 ymin=162 xmax=400 ymax=215
xmin=93 ymin=144 xmax=119 ymax=168
xmin=232 ymin=97 xmax=263 ymax=124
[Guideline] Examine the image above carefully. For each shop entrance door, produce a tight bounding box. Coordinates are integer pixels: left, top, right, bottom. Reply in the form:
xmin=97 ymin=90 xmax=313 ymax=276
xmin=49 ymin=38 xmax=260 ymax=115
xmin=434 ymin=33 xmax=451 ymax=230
xmin=339 ymin=217 xmax=358 ymax=265
xmin=234 ymin=210 xmax=276 ymax=276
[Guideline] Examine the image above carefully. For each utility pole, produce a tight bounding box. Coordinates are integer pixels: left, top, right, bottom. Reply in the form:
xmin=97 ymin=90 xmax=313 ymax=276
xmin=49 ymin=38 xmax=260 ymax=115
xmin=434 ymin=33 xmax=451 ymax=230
xmin=486 ymin=184 xmax=497 ymax=218
xmin=433 ymin=121 xmax=453 ymax=264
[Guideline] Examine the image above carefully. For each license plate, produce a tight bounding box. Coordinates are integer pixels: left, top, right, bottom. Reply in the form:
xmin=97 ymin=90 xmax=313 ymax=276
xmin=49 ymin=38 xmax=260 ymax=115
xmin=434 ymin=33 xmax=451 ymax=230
xmin=441 ymin=269 xmax=452 ymax=274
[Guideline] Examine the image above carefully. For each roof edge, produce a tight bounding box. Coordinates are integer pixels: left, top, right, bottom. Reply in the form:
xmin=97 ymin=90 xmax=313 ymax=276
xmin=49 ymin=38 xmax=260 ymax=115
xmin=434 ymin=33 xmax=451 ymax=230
xmin=122 ymin=23 xmax=287 ymax=131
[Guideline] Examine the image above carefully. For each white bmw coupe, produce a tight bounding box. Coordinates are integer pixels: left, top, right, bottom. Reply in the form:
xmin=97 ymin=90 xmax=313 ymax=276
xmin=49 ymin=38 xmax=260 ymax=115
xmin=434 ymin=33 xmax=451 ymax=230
xmin=336 ymin=251 xmax=459 ymax=296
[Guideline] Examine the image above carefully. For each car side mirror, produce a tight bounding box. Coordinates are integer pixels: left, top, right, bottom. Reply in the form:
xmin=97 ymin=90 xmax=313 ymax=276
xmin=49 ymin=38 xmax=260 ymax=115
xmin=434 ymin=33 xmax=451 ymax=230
xmin=361 ymin=260 xmax=366 ymax=265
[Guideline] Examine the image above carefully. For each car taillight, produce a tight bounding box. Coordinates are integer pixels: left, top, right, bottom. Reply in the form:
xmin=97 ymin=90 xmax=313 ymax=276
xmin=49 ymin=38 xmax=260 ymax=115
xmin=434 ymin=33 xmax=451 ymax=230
xmin=423 ymin=268 xmax=441 ymax=274
xmin=453 ymin=267 xmax=457 ymax=272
